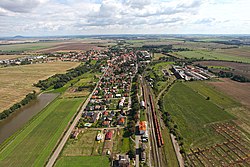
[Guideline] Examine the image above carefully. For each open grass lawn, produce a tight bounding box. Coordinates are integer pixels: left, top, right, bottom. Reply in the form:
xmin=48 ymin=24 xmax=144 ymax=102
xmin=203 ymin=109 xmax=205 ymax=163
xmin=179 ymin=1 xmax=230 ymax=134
xmin=0 ymin=61 xmax=80 ymax=112
xmin=55 ymin=156 xmax=110 ymax=167
xmin=174 ymin=50 xmax=250 ymax=63
xmin=62 ymin=130 xmax=103 ymax=156
xmin=163 ymin=82 xmax=235 ymax=151
xmin=0 ymin=98 xmax=83 ymax=167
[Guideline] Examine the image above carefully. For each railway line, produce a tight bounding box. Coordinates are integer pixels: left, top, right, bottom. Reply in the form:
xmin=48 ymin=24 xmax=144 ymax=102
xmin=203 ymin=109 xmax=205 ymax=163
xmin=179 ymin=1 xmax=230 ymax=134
xmin=141 ymin=76 xmax=164 ymax=167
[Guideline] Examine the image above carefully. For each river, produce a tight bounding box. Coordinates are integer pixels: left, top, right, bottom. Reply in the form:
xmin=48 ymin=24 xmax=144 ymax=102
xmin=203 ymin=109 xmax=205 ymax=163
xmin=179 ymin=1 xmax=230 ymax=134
xmin=0 ymin=93 xmax=58 ymax=144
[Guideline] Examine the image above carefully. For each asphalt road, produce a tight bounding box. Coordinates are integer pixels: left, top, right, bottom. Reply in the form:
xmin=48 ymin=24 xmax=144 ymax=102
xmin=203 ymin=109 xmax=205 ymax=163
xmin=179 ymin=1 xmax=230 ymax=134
xmin=46 ymin=68 xmax=107 ymax=167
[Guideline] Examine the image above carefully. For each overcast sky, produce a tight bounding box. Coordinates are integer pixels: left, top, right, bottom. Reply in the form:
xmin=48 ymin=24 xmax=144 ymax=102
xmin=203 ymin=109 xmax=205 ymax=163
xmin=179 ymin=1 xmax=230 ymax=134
xmin=0 ymin=0 xmax=249 ymax=36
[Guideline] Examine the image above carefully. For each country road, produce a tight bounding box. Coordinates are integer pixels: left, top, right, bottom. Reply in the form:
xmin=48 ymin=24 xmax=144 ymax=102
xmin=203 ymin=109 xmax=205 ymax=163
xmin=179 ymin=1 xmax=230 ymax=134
xmin=46 ymin=68 xmax=107 ymax=167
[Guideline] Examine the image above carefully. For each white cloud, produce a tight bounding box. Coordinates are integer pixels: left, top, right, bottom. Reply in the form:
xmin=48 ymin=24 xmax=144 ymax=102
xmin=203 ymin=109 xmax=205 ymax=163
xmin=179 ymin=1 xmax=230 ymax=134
xmin=0 ymin=0 xmax=249 ymax=36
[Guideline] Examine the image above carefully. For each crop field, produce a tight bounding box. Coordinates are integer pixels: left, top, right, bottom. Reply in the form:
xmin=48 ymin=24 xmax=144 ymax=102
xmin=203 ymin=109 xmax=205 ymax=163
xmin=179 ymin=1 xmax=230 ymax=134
xmin=0 ymin=54 xmax=27 ymax=60
xmin=194 ymin=60 xmax=250 ymax=79
xmin=163 ymin=82 xmax=235 ymax=151
xmin=55 ymin=156 xmax=110 ymax=167
xmin=37 ymin=42 xmax=104 ymax=53
xmin=0 ymin=41 xmax=61 ymax=52
xmin=216 ymin=46 xmax=250 ymax=58
xmin=172 ymin=41 xmax=235 ymax=50
xmin=184 ymin=81 xmax=240 ymax=109
xmin=187 ymin=122 xmax=250 ymax=166
xmin=0 ymin=98 xmax=83 ymax=167
xmin=207 ymin=78 xmax=250 ymax=134
xmin=173 ymin=50 xmax=250 ymax=63
xmin=62 ymin=130 xmax=104 ymax=156
xmin=0 ymin=61 xmax=80 ymax=112
xmin=207 ymin=79 xmax=250 ymax=109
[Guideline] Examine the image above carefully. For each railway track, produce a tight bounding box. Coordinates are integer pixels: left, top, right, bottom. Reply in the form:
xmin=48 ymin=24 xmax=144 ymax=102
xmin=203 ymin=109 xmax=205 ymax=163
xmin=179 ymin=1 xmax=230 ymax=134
xmin=141 ymin=77 xmax=164 ymax=167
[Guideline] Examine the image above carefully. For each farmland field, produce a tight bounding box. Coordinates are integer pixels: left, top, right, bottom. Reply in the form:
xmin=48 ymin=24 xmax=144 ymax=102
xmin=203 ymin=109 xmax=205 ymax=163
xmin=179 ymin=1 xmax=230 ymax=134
xmin=162 ymin=82 xmax=235 ymax=151
xmin=0 ymin=61 xmax=80 ymax=112
xmin=0 ymin=98 xmax=83 ymax=167
xmin=194 ymin=60 xmax=250 ymax=79
xmin=173 ymin=50 xmax=250 ymax=63
xmin=37 ymin=42 xmax=104 ymax=53
xmin=0 ymin=41 xmax=61 ymax=52
xmin=55 ymin=156 xmax=110 ymax=167
xmin=0 ymin=54 xmax=27 ymax=60
xmin=207 ymin=78 xmax=250 ymax=108
xmin=216 ymin=46 xmax=250 ymax=58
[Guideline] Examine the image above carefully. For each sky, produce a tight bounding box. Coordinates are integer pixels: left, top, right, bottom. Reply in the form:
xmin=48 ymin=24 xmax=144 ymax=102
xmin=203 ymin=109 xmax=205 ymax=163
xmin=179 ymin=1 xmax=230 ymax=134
xmin=0 ymin=0 xmax=249 ymax=36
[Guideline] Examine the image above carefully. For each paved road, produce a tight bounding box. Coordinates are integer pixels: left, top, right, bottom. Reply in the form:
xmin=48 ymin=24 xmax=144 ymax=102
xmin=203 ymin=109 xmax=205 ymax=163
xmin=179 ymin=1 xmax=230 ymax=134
xmin=46 ymin=68 xmax=107 ymax=167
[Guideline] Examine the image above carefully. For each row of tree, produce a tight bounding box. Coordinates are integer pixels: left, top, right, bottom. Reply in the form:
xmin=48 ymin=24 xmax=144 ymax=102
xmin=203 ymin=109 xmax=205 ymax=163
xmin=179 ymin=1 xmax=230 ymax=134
xmin=35 ymin=60 xmax=105 ymax=90
xmin=0 ymin=91 xmax=37 ymax=120
xmin=158 ymin=82 xmax=186 ymax=155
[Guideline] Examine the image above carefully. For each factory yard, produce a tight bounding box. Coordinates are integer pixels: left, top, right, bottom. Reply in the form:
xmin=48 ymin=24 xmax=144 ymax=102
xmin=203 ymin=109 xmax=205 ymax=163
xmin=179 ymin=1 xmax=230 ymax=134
xmin=0 ymin=61 xmax=80 ymax=112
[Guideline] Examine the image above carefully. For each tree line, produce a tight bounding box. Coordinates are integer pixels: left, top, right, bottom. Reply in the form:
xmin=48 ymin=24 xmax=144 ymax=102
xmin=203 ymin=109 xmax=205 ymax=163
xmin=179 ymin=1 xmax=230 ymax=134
xmin=0 ymin=91 xmax=37 ymax=120
xmin=34 ymin=60 xmax=105 ymax=90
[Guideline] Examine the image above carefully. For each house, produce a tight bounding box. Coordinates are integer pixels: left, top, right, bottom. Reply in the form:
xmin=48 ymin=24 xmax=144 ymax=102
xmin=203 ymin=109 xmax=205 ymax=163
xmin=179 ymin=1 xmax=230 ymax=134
xmin=139 ymin=121 xmax=147 ymax=135
xmin=117 ymin=117 xmax=125 ymax=125
xmin=90 ymin=112 xmax=101 ymax=123
xmin=102 ymin=121 xmax=110 ymax=127
xmin=114 ymin=154 xmax=130 ymax=167
xmin=105 ymin=131 xmax=113 ymax=140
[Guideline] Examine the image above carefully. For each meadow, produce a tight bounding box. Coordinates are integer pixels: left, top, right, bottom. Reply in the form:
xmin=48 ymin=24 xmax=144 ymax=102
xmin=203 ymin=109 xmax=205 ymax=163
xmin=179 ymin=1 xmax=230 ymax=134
xmin=0 ymin=61 xmax=80 ymax=112
xmin=55 ymin=156 xmax=110 ymax=167
xmin=0 ymin=98 xmax=83 ymax=167
xmin=174 ymin=50 xmax=250 ymax=63
xmin=163 ymin=82 xmax=235 ymax=151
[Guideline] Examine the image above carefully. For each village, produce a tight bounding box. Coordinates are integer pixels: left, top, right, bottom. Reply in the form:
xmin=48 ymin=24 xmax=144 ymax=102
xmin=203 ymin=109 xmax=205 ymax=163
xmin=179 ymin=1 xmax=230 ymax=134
xmin=68 ymin=49 xmax=151 ymax=167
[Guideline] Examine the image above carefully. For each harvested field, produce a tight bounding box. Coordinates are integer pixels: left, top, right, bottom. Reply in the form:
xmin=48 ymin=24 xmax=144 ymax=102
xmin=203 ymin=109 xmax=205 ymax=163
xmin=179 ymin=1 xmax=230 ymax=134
xmin=37 ymin=42 xmax=104 ymax=53
xmin=195 ymin=61 xmax=250 ymax=79
xmin=216 ymin=47 xmax=250 ymax=59
xmin=0 ymin=61 xmax=80 ymax=112
xmin=0 ymin=54 xmax=27 ymax=60
xmin=173 ymin=50 xmax=250 ymax=63
xmin=187 ymin=123 xmax=250 ymax=167
xmin=0 ymin=42 xmax=61 ymax=52
xmin=208 ymin=78 xmax=250 ymax=108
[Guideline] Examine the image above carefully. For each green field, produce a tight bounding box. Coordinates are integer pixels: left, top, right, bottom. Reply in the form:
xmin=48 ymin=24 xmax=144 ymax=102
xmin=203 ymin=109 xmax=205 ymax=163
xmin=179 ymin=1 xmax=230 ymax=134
xmin=0 ymin=98 xmax=83 ymax=167
xmin=184 ymin=81 xmax=239 ymax=109
xmin=174 ymin=50 xmax=250 ymax=63
xmin=162 ymin=128 xmax=179 ymax=167
xmin=55 ymin=156 xmax=110 ymax=167
xmin=163 ymin=82 xmax=235 ymax=151
xmin=0 ymin=42 xmax=60 ymax=52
